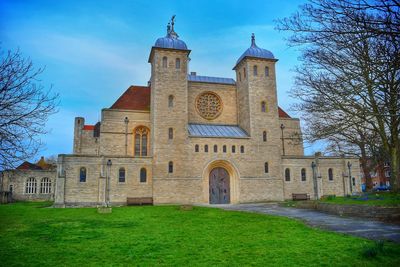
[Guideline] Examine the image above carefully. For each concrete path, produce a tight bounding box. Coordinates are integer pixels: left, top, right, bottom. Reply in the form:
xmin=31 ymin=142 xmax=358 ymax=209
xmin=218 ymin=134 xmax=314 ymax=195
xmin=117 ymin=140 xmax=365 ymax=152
xmin=210 ymin=203 xmax=400 ymax=243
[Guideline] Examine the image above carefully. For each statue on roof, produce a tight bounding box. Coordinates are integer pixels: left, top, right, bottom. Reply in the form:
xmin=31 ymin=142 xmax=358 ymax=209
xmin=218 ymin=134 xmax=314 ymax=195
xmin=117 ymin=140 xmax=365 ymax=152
xmin=168 ymin=15 xmax=179 ymax=38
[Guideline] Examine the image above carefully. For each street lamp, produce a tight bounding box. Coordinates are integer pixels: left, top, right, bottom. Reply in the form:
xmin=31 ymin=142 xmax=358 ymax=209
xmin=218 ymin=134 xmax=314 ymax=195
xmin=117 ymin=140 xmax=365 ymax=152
xmin=124 ymin=117 xmax=129 ymax=156
xmin=311 ymin=161 xmax=318 ymax=200
xmin=106 ymin=159 xmax=112 ymax=207
xmin=280 ymin=124 xmax=285 ymax=156
xmin=347 ymin=161 xmax=352 ymax=194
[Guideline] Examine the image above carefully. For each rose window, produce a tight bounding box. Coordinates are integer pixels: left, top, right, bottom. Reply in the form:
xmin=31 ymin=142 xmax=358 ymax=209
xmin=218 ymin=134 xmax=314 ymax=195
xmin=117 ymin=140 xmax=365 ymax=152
xmin=196 ymin=92 xmax=223 ymax=120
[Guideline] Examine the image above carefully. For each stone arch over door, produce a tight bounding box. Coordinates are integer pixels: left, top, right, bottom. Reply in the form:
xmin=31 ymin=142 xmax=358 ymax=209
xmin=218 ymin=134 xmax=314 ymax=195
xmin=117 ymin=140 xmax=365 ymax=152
xmin=202 ymin=160 xmax=240 ymax=204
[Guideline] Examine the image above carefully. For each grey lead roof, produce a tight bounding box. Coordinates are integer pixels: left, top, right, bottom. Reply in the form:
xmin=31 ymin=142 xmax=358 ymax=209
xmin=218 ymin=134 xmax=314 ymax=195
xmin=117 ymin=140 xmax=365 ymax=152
xmin=234 ymin=34 xmax=275 ymax=69
xmin=188 ymin=74 xmax=235 ymax=85
xmin=188 ymin=124 xmax=249 ymax=138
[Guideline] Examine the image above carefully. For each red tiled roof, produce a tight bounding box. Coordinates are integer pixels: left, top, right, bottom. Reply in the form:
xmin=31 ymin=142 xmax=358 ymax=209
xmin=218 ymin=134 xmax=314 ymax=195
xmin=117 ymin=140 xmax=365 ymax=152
xmin=16 ymin=161 xmax=43 ymax=170
xmin=83 ymin=125 xmax=95 ymax=130
xmin=278 ymin=107 xmax=291 ymax=118
xmin=110 ymin=86 xmax=150 ymax=111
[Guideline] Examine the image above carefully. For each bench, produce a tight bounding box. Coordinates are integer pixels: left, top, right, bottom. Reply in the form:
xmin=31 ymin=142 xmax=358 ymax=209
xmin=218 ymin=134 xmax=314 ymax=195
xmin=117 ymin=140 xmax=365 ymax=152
xmin=127 ymin=197 xmax=153 ymax=206
xmin=292 ymin=193 xmax=310 ymax=201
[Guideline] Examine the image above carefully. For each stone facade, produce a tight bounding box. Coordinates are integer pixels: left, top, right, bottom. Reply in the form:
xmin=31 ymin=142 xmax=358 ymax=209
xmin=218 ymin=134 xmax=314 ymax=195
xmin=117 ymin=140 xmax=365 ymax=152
xmin=0 ymin=159 xmax=56 ymax=201
xmin=52 ymin=22 xmax=361 ymax=207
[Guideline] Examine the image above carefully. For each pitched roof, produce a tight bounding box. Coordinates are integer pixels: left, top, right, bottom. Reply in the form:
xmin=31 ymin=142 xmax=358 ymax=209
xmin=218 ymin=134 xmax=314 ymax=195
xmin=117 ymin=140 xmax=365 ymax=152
xmin=278 ymin=107 xmax=291 ymax=118
xmin=110 ymin=86 xmax=150 ymax=111
xmin=16 ymin=161 xmax=43 ymax=170
xmin=110 ymin=85 xmax=292 ymax=119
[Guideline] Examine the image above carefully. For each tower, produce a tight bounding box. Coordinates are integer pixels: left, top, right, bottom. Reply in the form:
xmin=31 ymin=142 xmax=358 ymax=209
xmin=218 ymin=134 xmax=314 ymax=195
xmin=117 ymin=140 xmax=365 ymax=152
xmin=234 ymin=34 xmax=283 ymax=180
xmin=148 ymin=17 xmax=191 ymax=201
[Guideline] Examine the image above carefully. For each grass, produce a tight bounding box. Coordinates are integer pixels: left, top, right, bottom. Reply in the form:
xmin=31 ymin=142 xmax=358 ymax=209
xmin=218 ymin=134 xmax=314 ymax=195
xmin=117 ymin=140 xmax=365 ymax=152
xmin=1 ymin=202 xmax=400 ymax=266
xmin=319 ymin=192 xmax=400 ymax=207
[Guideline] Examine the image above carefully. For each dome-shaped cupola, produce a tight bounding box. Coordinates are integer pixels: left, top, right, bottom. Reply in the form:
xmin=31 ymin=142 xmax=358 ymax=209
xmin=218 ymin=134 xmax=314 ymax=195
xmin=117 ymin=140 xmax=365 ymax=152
xmin=233 ymin=34 xmax=275 ymax=69
xmin=154 ymin=15 xmax=188 ymax=50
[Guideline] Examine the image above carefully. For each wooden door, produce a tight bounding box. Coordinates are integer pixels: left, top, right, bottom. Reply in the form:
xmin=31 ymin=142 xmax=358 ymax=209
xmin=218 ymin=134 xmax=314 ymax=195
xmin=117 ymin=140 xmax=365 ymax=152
xmin=209 ymin=167 xmax=230 ymax=204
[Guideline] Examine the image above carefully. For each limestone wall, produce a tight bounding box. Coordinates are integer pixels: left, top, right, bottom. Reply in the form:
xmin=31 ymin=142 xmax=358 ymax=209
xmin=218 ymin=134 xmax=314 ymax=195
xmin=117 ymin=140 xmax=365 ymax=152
xmin=279 ymin=118 xmax=304 ymax=156
xmin=1 ymin=169 xmax=56 ymax=201
xmin=100 ymin=109 xmax=150 ymax=156
xmin=188 ymin=82 xmax=237 ymax=125
xmin=58 ymin=155 xmax=152 ymax=206
xmin=282 ymin=156 xmax=361 ymax=200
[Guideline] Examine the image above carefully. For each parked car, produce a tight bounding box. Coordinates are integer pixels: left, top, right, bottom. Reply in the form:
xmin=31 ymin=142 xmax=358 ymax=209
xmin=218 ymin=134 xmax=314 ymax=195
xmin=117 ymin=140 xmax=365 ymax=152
xmin=373 ymin=185 xmax=391 ymax=192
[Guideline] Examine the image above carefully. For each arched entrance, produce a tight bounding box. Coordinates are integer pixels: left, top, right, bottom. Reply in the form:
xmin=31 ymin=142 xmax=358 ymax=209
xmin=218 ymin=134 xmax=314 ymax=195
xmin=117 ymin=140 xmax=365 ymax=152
xmin=209 ymin=167 xmax=230 ymax=204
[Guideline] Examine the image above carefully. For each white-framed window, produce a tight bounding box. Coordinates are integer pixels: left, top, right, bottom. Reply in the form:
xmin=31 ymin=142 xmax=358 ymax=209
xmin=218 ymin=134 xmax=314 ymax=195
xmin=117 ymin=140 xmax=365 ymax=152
xmin=40 ymin=177 xmax=51 ymax=194
xmin=25 ymin=177 xmax=37 ymax=194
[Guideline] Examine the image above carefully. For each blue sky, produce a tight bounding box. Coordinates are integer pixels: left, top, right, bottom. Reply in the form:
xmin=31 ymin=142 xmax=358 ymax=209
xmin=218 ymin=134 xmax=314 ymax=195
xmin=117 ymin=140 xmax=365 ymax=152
xmin=1 ymin=0 xmax=322 ymax=160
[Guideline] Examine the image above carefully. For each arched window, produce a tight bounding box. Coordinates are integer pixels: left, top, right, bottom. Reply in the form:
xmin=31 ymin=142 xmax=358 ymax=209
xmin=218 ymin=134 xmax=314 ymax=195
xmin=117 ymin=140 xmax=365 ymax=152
xmin=240 ymin=145 xmax=244 ymax=153
xmin=263 ymin=131 xmax=267 ymax=142
xmin=253 ymin=65 xmax=258 ymax=76
xmin=168 ymin=95 xmax=174 ymax=107
xmin=285 ymin=168 xmax=291 ymax=181
xmin=134 ymin=126 xmax=150 ymax=157
xmin=195 ymin=144 xmax=199 ymax=152
xmin=204 ymin=145 xmax=208 ymax=152
xmin=79 ymin=167 xmax=86 ymax=182
xmin=328 ymin=168 xmax=334 ymax=181
xmin=162 ymin=56 xmax=167 ymax=68
xmin=140 ymin=168 xmax=147 ymax=183
xmin=223 ymin=145 xmax=227 ymax=153
xmin=232 ymin=145 xmax=236 ymax=153
xmin=9 ymin=184 xmax=13 ymax=192
xmin=264 ymin=162 xmax=269 ymax=173
xmin=40 ymin=177 xmax=51 ymax=194
xmin=301 ymin=168 xmax=306 ymax=181
xmin=168 ymin=128 xmax=173 ymax=140
xmin=243 ymin=67 xmax=246 ymax=78
xmin=214 ymin=145 xmax=218 ymax=153
xmin=265 ymin=66 xmax=269 ymax=77
xmin=119 ymin=168 xmax=126 ymax=183
xmin=261 ymin=101 xmax=266 ymax=112
xmin=175 ymin=58 xmax=180 ymax=69
xmin=25 ymin=177 xmax=37 ymax=194
xmin=168 ymin=161 xmax=173 ymax=173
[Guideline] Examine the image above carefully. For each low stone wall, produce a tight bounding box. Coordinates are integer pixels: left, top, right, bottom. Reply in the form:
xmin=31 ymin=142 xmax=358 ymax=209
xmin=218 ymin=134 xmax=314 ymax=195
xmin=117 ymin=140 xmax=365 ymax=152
xmin=293 ymin=201 xmax=400 ymax=224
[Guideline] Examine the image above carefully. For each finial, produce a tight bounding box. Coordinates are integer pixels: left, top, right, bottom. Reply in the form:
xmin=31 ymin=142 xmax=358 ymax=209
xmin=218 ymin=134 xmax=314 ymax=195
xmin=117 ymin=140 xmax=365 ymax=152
xmin=171 ymin=15 xmax=176 ymax=31
xmin=168 ymin=15 xmax=179 ymax=38
xmin=251 ymin=33 xmax=256 ymax=46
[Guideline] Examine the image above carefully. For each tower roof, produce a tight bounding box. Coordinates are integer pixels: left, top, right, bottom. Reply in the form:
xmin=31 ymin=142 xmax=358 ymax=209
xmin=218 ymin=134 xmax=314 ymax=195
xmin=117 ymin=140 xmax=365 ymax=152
xmin=154 ymin=15 xmax=188 ymax=50
xmin=234 ymin=34 xmax=276 ymax=69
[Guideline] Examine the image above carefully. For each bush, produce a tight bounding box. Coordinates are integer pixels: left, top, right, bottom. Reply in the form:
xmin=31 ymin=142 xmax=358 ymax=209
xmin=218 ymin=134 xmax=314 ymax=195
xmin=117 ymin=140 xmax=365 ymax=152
xmin=362 ymin=240 xmax=385 ymax=258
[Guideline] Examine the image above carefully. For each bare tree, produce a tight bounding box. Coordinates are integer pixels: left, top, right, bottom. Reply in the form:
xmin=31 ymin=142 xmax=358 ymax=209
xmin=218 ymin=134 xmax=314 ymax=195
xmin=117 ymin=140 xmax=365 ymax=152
xmin=277 ymin=0 xmax=400 ymax=190
xmin=0 ymin=48 xmax=59 ymax=171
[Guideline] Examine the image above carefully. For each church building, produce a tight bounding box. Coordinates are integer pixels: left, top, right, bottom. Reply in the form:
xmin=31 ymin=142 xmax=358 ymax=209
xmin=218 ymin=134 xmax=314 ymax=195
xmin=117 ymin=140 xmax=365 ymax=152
xmin=53 ymin=19 xmax=361 ymax=207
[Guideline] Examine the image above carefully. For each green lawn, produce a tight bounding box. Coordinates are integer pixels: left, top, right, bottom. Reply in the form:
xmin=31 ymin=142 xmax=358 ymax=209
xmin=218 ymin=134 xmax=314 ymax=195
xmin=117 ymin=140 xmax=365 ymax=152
xmin=319 ymin=192 xmax=400 ymax=206
xmin=1 ymin=202 xmax=400 ymax=266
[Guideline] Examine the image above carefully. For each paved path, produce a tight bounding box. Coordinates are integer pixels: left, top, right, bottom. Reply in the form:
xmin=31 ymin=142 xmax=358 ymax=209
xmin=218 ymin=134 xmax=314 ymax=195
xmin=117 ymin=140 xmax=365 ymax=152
xmin=209 ymin=203 xmax=400 ymax=243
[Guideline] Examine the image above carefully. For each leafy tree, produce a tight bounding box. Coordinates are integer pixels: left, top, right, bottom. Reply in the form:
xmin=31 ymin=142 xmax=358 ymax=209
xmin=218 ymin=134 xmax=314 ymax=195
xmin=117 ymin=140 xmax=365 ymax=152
xmin=0 ymin=48 xmax=58 ymax=171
